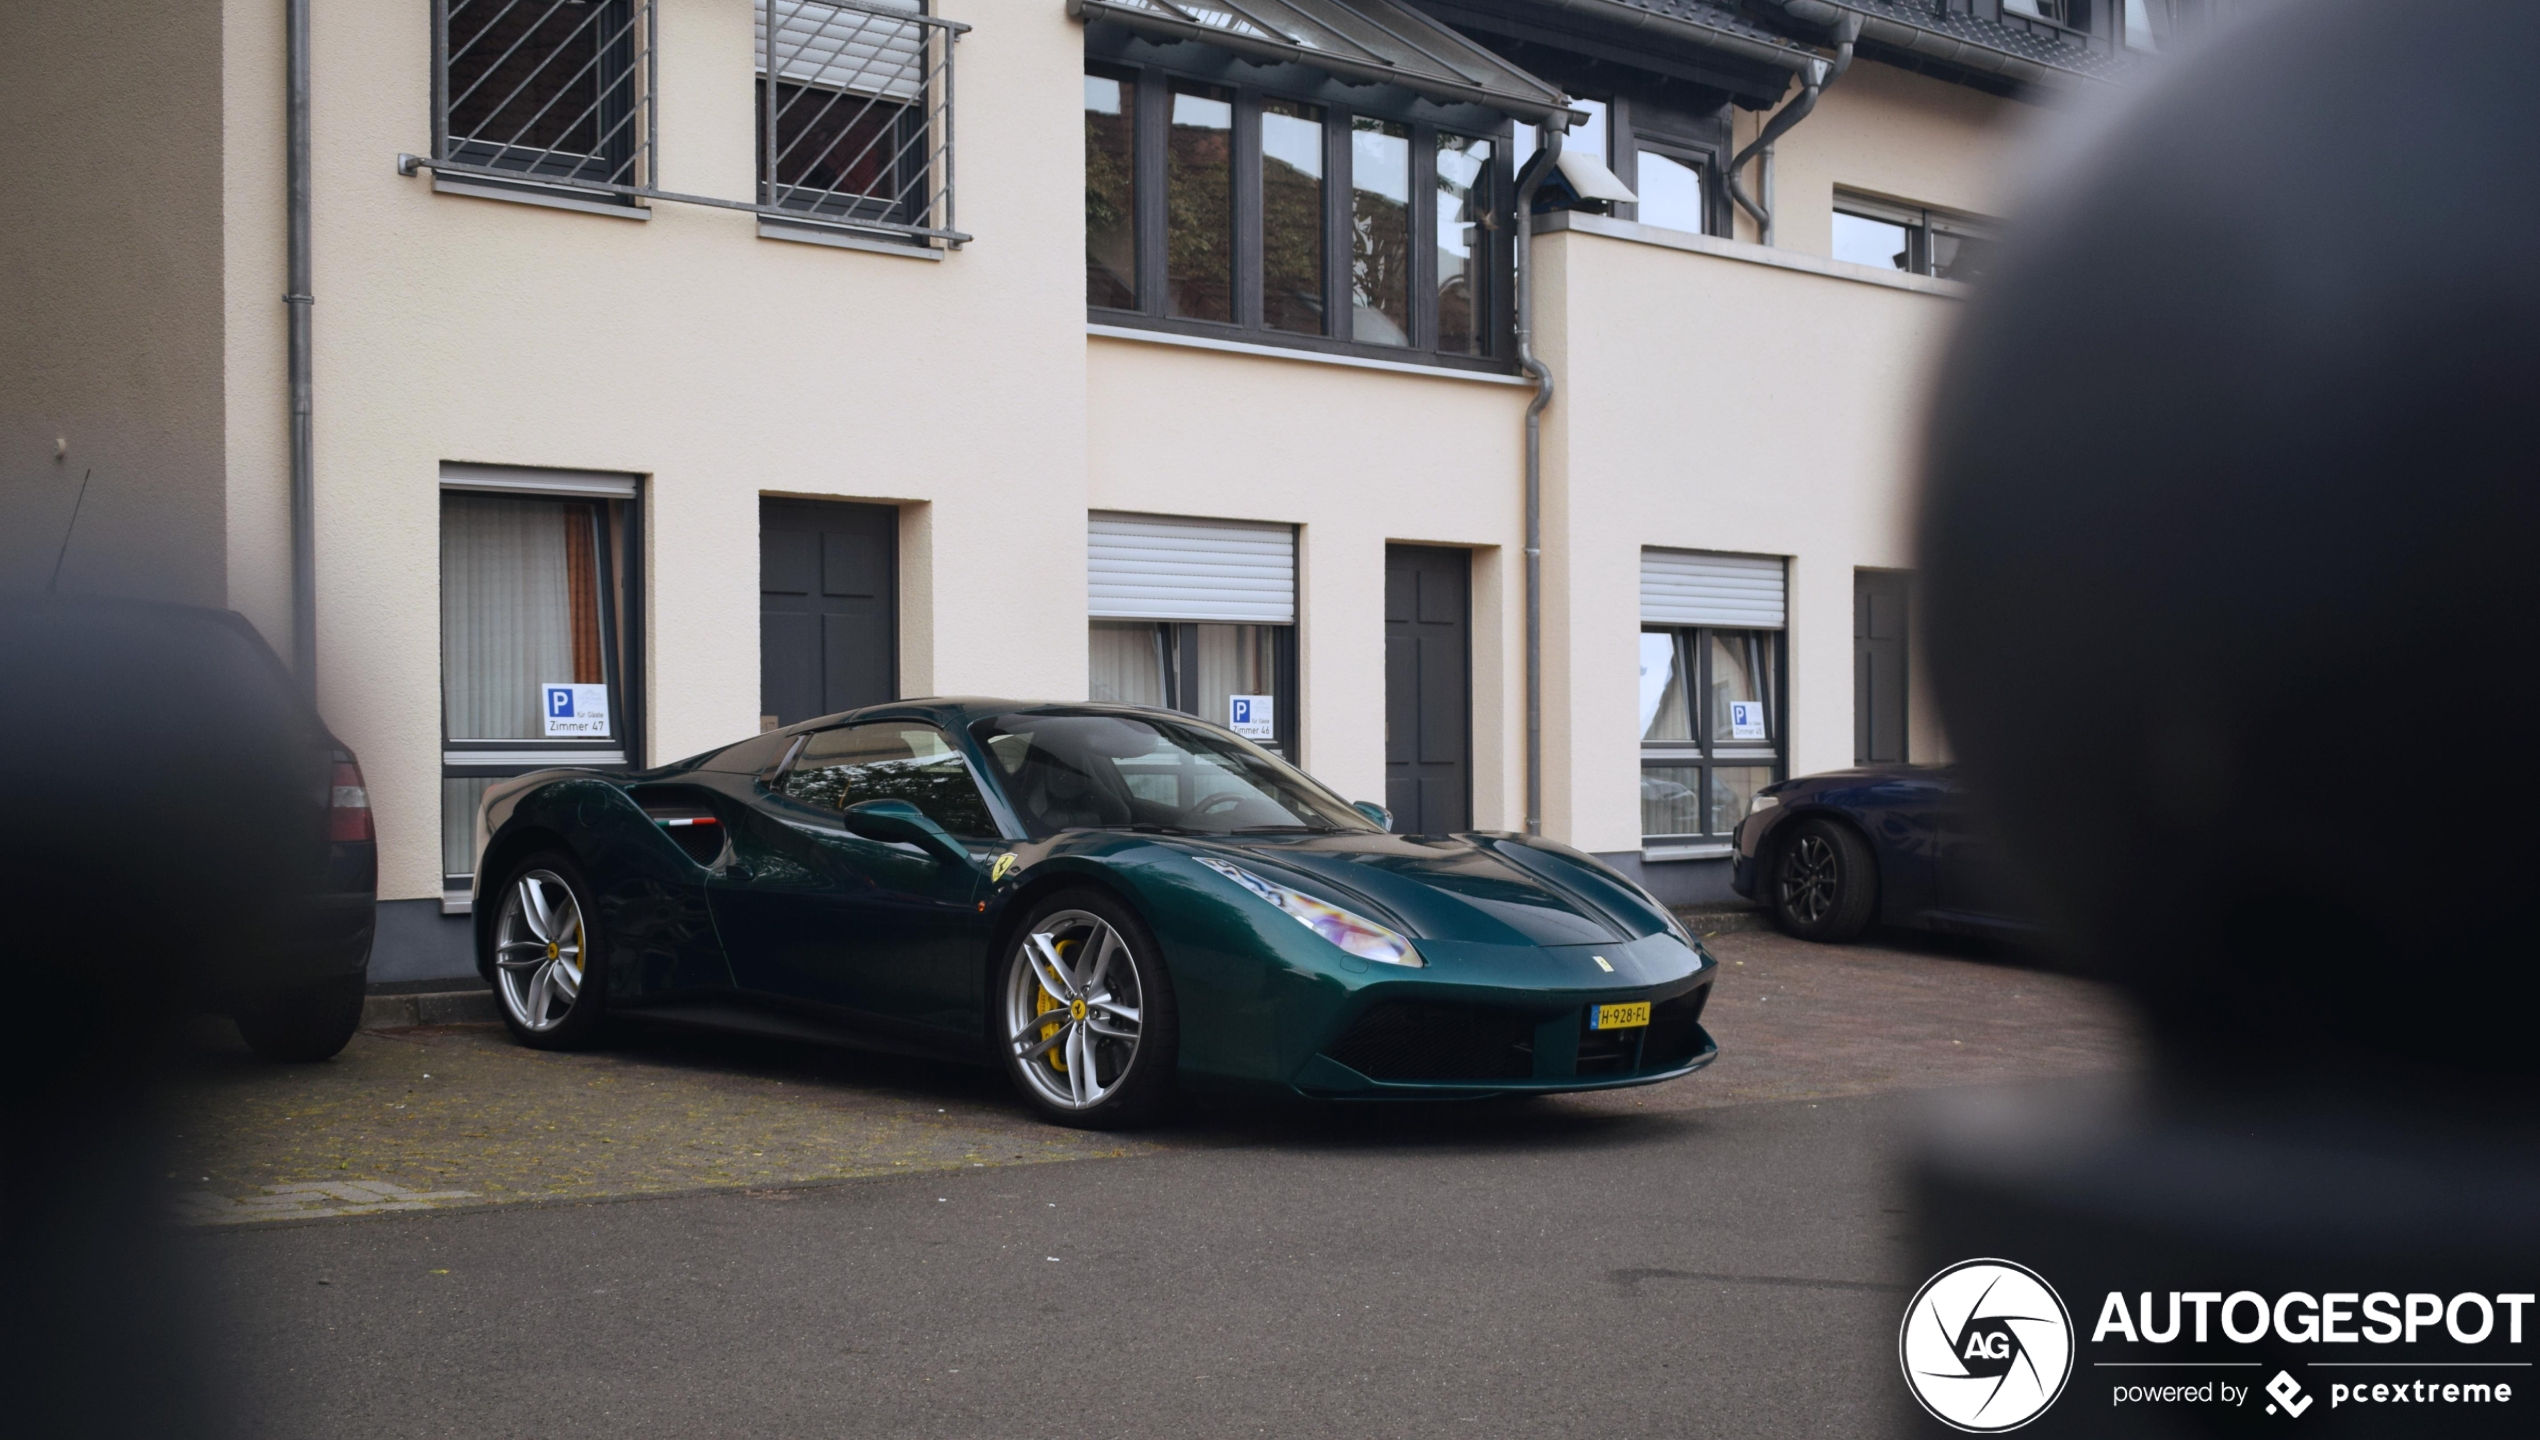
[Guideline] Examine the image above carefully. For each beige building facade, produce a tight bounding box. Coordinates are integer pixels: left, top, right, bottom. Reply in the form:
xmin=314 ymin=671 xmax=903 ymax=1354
xmin=0 ymin=0 xmax=2156 ymax=981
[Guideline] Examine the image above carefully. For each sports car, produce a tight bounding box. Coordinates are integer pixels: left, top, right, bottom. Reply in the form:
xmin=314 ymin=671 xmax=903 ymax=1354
xmin=472 ymin=700 xmax=1718 ymax=1127
xmin=1729 ymin=763 xmax=2038 ymax=943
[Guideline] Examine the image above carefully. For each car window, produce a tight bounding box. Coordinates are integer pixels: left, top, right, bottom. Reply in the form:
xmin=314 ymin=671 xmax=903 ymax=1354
xmin=969 ymin=709 xmax=1376 ymax=839
xmin=780 ymin=723 xmax=998 ymax=840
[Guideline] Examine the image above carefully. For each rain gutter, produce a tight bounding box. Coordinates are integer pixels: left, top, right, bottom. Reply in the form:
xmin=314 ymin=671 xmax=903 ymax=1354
xmin=1525 ymin=0 xmax=1822 ymax=76
xmin=1756 ymin=0 xmax=2109 ymax=91
xmin=285 ymin=0 xmax=316 ymax=690
xmin=1513 ymin=131 xmax=1563 ymax=838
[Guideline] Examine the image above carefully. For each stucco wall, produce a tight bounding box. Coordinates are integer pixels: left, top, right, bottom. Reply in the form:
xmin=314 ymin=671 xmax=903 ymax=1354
xmin=292 ymin=0 xmax=1090 ymax=901
xmin=1536 ymin=219 xmax=1964 ymax=855
xmin=0 ymin=0 xmax=229 ymax=602
xmin=1085 ymin=338 xmax=1530 ymax=824
xmin=1735 ymin=58 xmax=2033 ymax=254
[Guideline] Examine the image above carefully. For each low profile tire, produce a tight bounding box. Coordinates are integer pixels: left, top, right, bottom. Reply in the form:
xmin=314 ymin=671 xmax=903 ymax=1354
xmin=234 ymin=974 xmax=366 ymax=1062
xmin=487 ymin=851 xmax=608 ymax=1050
xmin=1771 ymin=818 xmax=1878 ymax=943
xmin=997 ymin=888 xmax=1178 ymax=1130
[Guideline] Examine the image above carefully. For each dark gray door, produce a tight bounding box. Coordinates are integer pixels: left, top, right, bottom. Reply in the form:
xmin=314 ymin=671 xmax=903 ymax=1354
xmin=761 ymin=499 xmax=896 ymax=727
xmin=1854 ymin=570 xmax=1910 ymax=765
xmin=1384 ymin=545 xmax=1471 ymax=834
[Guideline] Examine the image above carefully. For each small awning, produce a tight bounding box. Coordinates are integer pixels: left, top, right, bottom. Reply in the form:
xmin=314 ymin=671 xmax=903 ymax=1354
xmin=1069 ymin=0 xmax=1578 ymax=123
xmin=1554 ymin=148 xmax=1637 ymax=204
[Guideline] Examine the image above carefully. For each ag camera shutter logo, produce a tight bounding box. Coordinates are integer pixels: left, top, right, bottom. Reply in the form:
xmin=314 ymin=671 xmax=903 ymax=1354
xmin=1900 ymin=1259 xmax=2076 ymax=1432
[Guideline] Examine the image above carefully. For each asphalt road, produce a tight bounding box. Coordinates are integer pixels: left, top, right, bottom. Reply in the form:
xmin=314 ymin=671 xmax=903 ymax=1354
xmin=174 ymin=930 xmax=2136 ymax=1438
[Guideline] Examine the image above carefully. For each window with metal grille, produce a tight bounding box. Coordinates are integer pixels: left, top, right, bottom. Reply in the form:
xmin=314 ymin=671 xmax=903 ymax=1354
xmin=423 ymin=0 xmax=966 ymax=248
xmin=757 ymin=0 xmax=944 ymax=234
xmin=437 ymin=0 xmax=652 ymax=193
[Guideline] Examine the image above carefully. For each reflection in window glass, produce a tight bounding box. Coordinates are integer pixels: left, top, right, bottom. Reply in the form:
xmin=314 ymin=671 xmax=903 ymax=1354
xmin=1088 ymin=622 xmax=1167 ymax=707
xmin=1641 ymin=763 xmax=1703 ymax=839
xmin=1350 ymin=116 xmax=1412 ymax=346
xmin=1929 ymin=228 xmax=1999 ymax=284
xmin=782 ymin=723 xmax=996 ymax=838
xmin=1709 ymin=766 xmax=1774 ymax=835
xmin=1084 ymin=72 xmax=1136 ymax=309
xmin=1167 ymin=83 xmax=1234 ymax=322
xmin=1434 ymin=134 xmax=1493 ymax=354
xmin=1833 ymin=211 xmax=1912 ymax=271
xmin=1261 ymin=98 xmax=1325 ymax=335
xmin=1634 ymin=151 xmax=1705 ymax=233
xmin=1638 ymin=631 xmax=1691 ymax=742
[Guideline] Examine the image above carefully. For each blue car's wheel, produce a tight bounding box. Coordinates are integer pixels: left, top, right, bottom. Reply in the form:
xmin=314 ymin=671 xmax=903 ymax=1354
xmin=999 ymin=890 xmax=1177 ymax=1129
xmin=1772 ymin=819 xmax=1877 ymax=943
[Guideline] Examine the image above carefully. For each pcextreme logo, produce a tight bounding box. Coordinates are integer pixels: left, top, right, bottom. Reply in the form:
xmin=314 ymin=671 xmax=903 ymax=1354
xmin=1900 ymin=1259 xmax=2077 ymax=1432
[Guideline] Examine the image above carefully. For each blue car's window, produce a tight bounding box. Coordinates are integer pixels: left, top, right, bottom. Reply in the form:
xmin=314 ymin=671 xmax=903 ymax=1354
xmin=970 ymin=711 xmax=1375 ymax=839
xmin=780 ymin=723 xmax=998 ymax=840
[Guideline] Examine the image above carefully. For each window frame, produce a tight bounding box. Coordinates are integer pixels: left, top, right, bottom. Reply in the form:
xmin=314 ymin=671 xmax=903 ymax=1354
xmin=769 ymin=718 xmax=1005 ymax=843
xmin=1083 ymin=52 xmax=1518 ymax=374
xmin=1832 ymin=190 xmax=1999 ymax=280
xmin=432 ymin=0 xmax=654 ymax=209
xmin=1638 ymin=624 xmax=1786 ymax=849
xmin=1088 ymin=620 xmax=1301 ymax=759
xmin=437 ymin=472 xmax=645 ymax=903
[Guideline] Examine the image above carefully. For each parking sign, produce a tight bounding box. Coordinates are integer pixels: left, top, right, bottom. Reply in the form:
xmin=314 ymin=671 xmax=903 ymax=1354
xmin=1229 ymin=694 xmax=1275 ymax=740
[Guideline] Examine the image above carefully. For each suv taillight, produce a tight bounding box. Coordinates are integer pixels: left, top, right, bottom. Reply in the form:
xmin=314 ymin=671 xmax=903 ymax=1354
xmin=329 ymin=754 xmax=374 ymax=843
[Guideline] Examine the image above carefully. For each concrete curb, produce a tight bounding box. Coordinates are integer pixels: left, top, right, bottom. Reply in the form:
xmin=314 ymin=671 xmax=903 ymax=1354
xmin=362 ymin=987 xmax=500 ymax=1030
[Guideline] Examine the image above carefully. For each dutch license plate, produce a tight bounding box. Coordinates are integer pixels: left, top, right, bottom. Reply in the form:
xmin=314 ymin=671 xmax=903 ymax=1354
xmin=1590 ymin=1001 xmax=1651 ymax=1031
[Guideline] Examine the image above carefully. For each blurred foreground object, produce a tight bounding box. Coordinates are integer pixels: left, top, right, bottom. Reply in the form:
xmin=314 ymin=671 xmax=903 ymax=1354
xmin=1911 ymin=0 xmax=2539 ymax=1434
xmin=0 ymin=596 xmax=376 ymax=1435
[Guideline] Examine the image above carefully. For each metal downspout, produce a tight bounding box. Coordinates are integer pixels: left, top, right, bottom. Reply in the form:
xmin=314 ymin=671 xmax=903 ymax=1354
xmin=1513 ymin=133 xmax=1563 ymax=838
xmin=286 ymin=0 xmax=316 ymax=691
xmin=1725 ymin=14 xmax=1856 ymax=241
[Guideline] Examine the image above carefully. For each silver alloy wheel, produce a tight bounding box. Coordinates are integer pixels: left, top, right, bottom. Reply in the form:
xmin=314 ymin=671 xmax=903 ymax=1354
xmin=1779 ymin=834 xmax=1838 ymax=925
xmin=494 ymin=869 xmax=585 ymax=1032
xmin=1004 ymin=909 xmax=1144 ymax=1111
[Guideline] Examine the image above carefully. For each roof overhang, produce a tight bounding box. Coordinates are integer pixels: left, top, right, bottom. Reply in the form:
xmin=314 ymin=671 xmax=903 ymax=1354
xmin=1068 ymin=0 xmax=1580 ymax=122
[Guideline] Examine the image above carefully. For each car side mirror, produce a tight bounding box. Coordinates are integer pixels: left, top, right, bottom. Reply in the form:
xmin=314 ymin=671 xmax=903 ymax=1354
xmin=1352 ymin=800 xmax=1393 ymax=830
xmin=840 ymin=800 xmax=973 ymax=868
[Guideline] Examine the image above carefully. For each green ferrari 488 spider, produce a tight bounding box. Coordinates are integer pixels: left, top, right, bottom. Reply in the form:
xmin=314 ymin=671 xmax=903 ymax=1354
xmin=473 ymin=701 xmax=1717 ymax=1127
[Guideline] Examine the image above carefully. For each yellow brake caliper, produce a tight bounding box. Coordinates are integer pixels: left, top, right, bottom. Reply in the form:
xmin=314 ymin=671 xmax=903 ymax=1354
xmin=1035 ymin=938 xmax=1075 ymax=1072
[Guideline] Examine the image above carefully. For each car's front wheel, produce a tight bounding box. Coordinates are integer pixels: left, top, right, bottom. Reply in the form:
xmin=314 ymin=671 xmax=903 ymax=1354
xmin=997 ymin=889 xmax=1177 ymax=1129
xmin=1771 ymin=818 xmax=1878 ymax=943
xmin=488 ymin=852 xmax=608 ymax=1049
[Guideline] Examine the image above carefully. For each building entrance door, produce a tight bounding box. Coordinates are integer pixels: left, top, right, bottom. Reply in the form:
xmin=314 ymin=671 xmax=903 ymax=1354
xmin=1854 ymin=570 xmax=1910 ymax=765
xmin=761 ymin=499 xmax=896 ymax=728
xmin=1383 ymin=545 xmax=1472 ymax=834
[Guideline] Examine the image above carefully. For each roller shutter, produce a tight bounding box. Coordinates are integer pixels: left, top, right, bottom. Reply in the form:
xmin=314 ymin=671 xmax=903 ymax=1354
xmin=1641 ymin=549 xmax=1786 ymax=629
xmin=1089 ymin=513 xmax=1296 ymax=624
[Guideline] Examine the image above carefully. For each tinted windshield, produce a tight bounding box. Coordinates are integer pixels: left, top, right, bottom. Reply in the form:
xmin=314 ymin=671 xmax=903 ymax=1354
xmin=970 ymin=710 xmax=1377 ymax=839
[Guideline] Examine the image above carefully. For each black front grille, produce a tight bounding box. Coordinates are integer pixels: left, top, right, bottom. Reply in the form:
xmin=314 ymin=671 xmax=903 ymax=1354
xmin=1641 ymin=985 xmax=1713 ymax=1070
xmin=1326 ymin=1002 xmax=1539 ymax=1082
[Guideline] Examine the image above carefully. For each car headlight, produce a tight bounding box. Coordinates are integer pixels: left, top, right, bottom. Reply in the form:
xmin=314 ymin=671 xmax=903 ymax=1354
xmin=1194 ymin=856 xmax=1423 ymax=968
xmin=1747 ymin=793 xmax=1781 ymax=818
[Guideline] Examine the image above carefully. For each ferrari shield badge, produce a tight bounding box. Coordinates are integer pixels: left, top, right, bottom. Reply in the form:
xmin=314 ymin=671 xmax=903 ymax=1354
xmin=990 ymin=853 xmax=1020 ymax=884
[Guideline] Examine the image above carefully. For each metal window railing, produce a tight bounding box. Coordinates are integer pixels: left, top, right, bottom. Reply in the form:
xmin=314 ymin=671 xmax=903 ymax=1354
xmin=412 ymin=0 xmax=969 ymax=248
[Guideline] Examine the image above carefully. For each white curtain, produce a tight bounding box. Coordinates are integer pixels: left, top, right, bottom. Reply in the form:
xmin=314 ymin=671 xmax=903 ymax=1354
xmin=1089 ymin=622 xmax=1167 ymax=707
xmin=442 ymin=495 xmax=582 ymax=741
xmin=1193 ymin=623 xmax=1274 ymax=731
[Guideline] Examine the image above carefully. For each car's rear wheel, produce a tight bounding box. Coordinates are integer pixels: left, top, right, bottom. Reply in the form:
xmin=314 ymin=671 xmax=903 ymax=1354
xmin=489 ymin=852 xmax=607 ymax=1049
xmin=998 ymin=889 xmax=1177 ymax=1129
xmin=234 ymin=974 xmax=366 ymax=1062
xmin=1772 ymin=818 xmax=1878 ymax=943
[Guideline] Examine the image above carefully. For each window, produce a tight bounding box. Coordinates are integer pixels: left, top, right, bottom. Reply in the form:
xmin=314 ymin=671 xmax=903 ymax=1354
xmin=1087 ymin=514 xmax=1299 ymax=755
xmin=1082 ymin=62 xmax=1510 ymax=367
xmin=778 ymin=722 xmax=996 ymax=840
xmin=1631 ymin=150 xmax=1708 ymax=234
xmin=438 ymin=471 xmax=642 ymax=896
xmin=758 ymin=0 xmax=946 ymax=238
xmin=437 ymin=0 xmax=650 ymax=191
xmin=1832 ymin=192 xmax=1999 ymax=283
xmin=1521 ymin=98 xmax=1723 ymax=238
xmin=2123 ymin=0 xmax=2168 ymax=51
xmin=1639 ymin=629 xmax=1782 ymax=846
xmin=971 ymin=712 xmax=1372 ymax=840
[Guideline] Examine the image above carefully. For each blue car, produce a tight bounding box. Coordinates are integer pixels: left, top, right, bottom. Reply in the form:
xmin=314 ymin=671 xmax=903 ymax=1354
xmin=1729 ymin=764 xmax=2036 ymax=943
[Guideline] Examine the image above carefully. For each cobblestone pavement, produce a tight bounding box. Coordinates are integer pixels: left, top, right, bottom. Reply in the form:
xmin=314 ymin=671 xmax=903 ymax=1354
xmin=163 ymin=926 xmax=2135 ymax=1225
